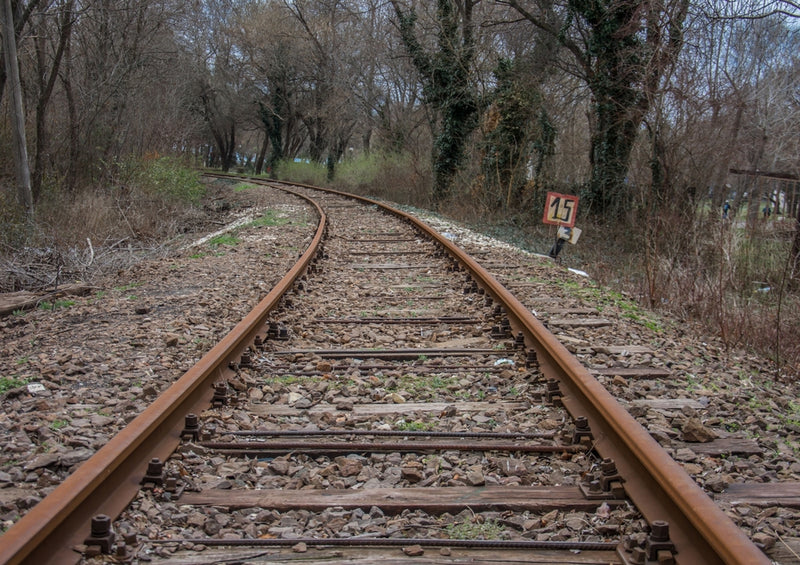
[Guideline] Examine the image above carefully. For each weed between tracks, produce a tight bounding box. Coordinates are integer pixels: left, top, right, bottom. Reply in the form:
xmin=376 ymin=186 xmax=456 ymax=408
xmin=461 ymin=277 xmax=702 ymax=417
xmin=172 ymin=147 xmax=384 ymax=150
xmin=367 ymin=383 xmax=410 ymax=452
xmin=394 ymin=420 xmax=435 ymax=432
xmin=446 ymin=518 xmax=507 ymax=540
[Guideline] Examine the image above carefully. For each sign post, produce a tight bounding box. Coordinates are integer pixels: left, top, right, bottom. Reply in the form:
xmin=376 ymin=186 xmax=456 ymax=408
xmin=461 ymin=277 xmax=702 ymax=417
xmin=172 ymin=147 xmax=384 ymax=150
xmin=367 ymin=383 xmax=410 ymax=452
xmin=542 ymin=192 xmax=580 ymax=259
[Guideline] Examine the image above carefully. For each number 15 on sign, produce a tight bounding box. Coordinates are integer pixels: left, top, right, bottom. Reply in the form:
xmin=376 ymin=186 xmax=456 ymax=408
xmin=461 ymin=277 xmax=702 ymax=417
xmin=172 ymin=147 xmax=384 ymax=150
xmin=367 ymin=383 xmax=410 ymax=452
xmin=542 ymin=192 xmax=579 ymax=227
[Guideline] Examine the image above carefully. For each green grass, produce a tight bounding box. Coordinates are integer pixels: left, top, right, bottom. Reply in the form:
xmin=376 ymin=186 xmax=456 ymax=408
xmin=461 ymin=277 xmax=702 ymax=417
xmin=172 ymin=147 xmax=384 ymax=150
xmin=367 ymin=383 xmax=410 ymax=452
xmin=262 ymin=374 xmax=324 ymax=386
xmin=389 ymin=374 xmax=457 ymax=395
xmin=429 ymin=375 xmax=449 ymax=389
xmin=207 ymin=233 xmax=241 ymax=247
xmin=446 ymin=519 xmax=505 ymax=540
xmin=246 ymin=209 xmax=291 ymax=228
xmin=0 ymin=376 xmax=29 ymax=394
xmin=558 ymin=281 xmax=664 ymax=332
xmin=244 ymin=210 xmax=306 ymax=228
xmin=773 ymin=403 xmax=799 ymax=428
xmin=234 ymin=182 xmax=255 ymax=192
xmin=395 ymin=420 xmax=435 ymax=432
xmin=724 ymin=421 xmax=741 ymax=432
xmin=37 ymin=299 xmax=74 ymax=311
xmin=50 ymin=419 xmax=69 ymax=430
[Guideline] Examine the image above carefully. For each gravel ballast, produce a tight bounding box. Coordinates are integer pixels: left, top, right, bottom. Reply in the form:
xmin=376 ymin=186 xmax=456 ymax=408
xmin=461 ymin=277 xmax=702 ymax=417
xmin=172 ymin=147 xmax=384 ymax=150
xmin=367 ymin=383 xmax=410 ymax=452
xmin=0 ymin=179 xmax=798 ymax=562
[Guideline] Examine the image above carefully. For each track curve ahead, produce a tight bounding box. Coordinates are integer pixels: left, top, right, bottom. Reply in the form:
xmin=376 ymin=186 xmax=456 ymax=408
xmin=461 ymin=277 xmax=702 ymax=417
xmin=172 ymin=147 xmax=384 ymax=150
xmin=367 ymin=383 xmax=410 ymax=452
xmin=0 ymin=176 xmax=769 ymax=565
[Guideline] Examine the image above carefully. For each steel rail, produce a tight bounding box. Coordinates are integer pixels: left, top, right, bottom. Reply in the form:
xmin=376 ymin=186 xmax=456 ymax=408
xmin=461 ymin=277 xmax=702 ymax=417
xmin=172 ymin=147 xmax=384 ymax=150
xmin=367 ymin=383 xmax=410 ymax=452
xmin=267 ymin=178 xmax=769 ymax=565
xmin=0 ymin=185 xmax=327 ymax=565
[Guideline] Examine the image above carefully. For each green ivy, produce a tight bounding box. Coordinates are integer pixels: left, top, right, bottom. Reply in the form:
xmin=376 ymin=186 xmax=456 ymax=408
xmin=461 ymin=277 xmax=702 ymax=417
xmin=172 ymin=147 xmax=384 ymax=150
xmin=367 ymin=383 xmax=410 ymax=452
xmin=392 ymin=0 xmax=480 ymax=203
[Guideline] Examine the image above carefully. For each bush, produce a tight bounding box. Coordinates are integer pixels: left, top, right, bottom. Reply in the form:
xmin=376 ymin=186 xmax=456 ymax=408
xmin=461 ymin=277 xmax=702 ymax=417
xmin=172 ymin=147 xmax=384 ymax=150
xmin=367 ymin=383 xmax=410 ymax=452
xmin=128 ymin=156 xmax=205 ymax=204
xmin=1 ymin=156 xmax=209 ymax=292
xmin=275 ymin=159 xmax=328 ymax=186
xmin=332 ymin=152 xmax=430 ymax=205
xmin=0 ymin=189 xmax=29 ymax=251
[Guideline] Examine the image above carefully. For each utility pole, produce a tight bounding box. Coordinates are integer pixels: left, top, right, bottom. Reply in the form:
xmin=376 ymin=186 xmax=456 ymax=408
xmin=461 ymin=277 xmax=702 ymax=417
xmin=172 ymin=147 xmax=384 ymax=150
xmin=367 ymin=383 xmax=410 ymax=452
xmin=1 ymin=0 xmax=34 ymax=219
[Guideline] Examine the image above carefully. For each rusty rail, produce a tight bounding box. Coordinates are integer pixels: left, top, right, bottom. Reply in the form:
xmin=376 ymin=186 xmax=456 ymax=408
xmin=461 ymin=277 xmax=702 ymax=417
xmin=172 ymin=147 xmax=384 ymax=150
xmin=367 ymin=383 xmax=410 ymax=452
xmin=0 ymin=184 xmax=327 ymax=565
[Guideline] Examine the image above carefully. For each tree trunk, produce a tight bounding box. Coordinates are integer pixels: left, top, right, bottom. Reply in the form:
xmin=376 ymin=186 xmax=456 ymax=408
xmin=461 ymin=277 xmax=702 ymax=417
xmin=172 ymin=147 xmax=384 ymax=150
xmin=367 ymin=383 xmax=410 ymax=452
xmin=0 ymin=0 xmax=43 ymax=108
xmin=586 ymin=99 xmax=641 ymax=216
xmin=31 ymin=0 xmax=73 ymax=201
xmin=793 ymin=198 xmax=800 ymax=281
xmin=221 ymin=122 xmax=236 ymax=171
xmin=62 ymin=36 xmax=79 ymax=192
xmin=391 ymin=0 xmax=479 ymax=204
xmin=259 ymin=97 xmax=284 ymax=176
xmin=1 ymin=0 xmax=33 ymax=218
xmin=255 ymin=133 xmax=268 ymax=175
xmin=362 ymin=128 xmax=371 ymax=157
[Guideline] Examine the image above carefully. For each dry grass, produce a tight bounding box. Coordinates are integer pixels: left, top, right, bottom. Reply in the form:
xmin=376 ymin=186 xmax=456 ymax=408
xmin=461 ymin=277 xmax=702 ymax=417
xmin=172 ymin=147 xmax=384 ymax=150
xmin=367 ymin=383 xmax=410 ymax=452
xmin=580 ymin=218 xmax=800 ymax=378
xmin=0 ymin=159 xmax=207 ymax=292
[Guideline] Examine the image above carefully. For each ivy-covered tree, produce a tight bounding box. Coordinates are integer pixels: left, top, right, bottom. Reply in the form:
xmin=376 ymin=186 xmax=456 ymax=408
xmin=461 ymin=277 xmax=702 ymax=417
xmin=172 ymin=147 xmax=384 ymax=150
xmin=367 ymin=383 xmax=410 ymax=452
xmin=481 ymin=57 xmax=556 ymax=210
xmin=501 ymin=0 xmax=689 ymax=216
xmin=390 ymin=0 xmax=481 ymax=203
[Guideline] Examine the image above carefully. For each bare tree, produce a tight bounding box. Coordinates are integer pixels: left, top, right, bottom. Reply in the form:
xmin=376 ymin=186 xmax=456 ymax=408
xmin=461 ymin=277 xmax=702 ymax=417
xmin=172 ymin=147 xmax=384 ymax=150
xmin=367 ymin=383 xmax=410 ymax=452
xmin=1 ymin=0 xmax=33 ymax=217
xmin=30 ymin=0 xmax=74 ymax=200
xmin=283 ymin=0 xmax=361 ymax=178
xmin=0 ymin=0 xmax=41 ymax=107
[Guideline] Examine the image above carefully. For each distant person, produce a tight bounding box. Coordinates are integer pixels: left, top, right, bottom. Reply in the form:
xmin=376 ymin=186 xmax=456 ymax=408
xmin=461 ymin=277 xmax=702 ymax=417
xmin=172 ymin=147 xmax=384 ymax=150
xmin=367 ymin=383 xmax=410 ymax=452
xmin=763 ymin=206 xmax=771 ymax=219
xmin=722 ymin=201 xmax=730 ymax=219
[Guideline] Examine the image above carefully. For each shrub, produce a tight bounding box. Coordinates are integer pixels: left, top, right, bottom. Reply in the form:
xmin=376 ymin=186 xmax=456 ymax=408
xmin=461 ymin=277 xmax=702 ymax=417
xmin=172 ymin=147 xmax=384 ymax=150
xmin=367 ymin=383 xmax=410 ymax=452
xmin=275 ymin=159 xmax=328 ymax=186
xmin=129 ymin=156 xmax=205 ymax=204
xmin=1 ymin=156 xmax=208 ymax=292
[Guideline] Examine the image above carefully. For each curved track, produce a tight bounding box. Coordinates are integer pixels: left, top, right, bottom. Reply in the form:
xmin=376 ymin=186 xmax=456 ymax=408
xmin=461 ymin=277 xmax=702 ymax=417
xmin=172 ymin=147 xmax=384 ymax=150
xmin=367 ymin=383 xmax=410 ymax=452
xmin=0 ymin=177 xmax=769 ymax=565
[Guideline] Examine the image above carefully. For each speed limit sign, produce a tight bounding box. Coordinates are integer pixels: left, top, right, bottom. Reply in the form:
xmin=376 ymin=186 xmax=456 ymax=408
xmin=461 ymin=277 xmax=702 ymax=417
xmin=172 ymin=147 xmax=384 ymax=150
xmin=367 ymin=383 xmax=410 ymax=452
xmin=542 ymin=192 xmax=579 ymax=227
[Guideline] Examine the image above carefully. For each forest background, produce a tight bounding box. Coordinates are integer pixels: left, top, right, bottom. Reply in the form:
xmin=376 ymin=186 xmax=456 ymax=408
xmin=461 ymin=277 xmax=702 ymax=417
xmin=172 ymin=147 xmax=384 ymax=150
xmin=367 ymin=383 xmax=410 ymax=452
xmin=1 ymin=0 xmax=799 ymax=375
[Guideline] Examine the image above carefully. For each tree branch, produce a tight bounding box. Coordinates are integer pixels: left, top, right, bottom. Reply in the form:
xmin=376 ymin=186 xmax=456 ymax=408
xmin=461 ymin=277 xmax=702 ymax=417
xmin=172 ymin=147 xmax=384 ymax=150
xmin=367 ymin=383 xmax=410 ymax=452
xmin=497 ymin=0 xmax=592 ymax=78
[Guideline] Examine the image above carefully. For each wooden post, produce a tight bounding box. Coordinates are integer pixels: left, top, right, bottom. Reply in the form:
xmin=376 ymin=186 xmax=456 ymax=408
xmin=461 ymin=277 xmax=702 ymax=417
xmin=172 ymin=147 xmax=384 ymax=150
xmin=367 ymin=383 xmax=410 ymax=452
xmin=1 ymin=0 xmax=34 ymax=218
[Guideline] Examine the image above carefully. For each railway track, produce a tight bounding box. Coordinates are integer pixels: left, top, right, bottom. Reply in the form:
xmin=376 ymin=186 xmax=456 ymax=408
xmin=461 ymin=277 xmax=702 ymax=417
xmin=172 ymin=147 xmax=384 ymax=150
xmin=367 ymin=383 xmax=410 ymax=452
xmin=0 ymin=177 xmax=772 ymax=564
